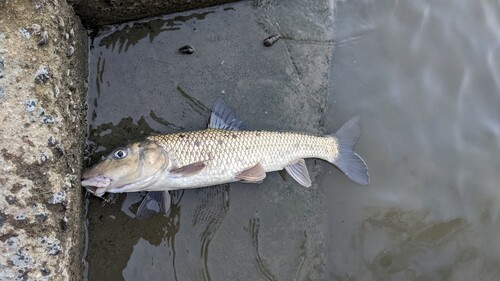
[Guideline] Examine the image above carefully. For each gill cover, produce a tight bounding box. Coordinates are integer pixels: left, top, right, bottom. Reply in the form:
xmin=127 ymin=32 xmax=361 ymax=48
xmin=82 ymin=141 xmax=169 ymax=194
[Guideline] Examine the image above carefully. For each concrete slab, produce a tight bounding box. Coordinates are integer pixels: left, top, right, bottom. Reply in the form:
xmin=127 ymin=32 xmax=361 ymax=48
xmin=85 ymin=1 xmax=335 ymax=280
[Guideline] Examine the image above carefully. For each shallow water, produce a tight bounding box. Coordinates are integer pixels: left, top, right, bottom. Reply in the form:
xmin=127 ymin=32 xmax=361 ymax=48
xmin=84 ymin=0 xmax=500 ymax=280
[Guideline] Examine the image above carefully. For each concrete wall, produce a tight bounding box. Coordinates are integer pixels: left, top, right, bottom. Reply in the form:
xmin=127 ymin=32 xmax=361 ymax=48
xmin=0 ymin=0 xmax=87 ymax=280
xmin=69 ymin=0 xmax=240 ymax=27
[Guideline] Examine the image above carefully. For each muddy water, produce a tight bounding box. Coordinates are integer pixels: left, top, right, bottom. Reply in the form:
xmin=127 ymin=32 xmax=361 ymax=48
xmin=84 ymin=0 xmax=500 ymax=280
xmin=326 ymin=0 xmax=500 ymax=280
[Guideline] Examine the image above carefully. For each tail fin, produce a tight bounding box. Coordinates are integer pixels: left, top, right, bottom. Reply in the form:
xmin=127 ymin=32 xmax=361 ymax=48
xmin=330 ymin=117 xmax=369 ymax=185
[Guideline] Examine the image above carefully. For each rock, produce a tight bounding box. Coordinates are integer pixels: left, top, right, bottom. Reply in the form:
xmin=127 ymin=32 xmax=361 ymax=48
xmin=25 ymin=99 xmax=37 ymax=112
xmin=34 ymin=65 xmax=49 ymax=84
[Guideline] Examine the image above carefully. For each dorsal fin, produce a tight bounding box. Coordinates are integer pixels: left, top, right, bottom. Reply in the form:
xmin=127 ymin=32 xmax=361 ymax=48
xmin=208 ymin=97 xmax=244 ymax=130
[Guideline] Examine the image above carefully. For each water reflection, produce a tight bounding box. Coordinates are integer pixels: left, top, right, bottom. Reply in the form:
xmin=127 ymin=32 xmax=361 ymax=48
xmin=192 ymin=185 xmax=230 ymax=281
xmin=246 ymin=217 xmax=277 ymax=281
xmin=86 ymin=116 xmax=156 ymax=163
xmin=327 ymin=0 xmax=500 ymax=279
xmin=96 ymin=11 xmax=215 ymax=53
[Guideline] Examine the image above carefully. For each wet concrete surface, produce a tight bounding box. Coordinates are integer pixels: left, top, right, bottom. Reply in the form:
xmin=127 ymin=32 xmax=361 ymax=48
xmin=0 ymin=0 xmax=87 ymax=280
xmin=85 ymin=1 xmax=335 ymax=280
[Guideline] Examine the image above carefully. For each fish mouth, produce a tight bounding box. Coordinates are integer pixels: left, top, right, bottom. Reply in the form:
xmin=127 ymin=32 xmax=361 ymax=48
xmin=81 ymin=176 xmax=112 ymax=188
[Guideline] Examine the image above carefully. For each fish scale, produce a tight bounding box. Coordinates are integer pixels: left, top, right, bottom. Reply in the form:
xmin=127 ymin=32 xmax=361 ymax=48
xmin=147 ymin=129 xmax=338 ymax=186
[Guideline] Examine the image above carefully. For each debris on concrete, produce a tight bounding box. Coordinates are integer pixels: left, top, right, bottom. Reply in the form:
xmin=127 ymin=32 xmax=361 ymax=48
xmin=263 ymin=34 xmax=281 ymax=47
xmin=178 ymin=44 xmax=194 ymax=54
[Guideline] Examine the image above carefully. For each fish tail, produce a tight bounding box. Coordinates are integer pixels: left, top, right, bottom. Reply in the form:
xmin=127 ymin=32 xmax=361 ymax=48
xmin=329 ymin=116 xmax=369 ymax=185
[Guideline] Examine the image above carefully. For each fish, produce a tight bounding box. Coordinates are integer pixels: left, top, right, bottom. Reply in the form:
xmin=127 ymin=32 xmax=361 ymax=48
xmin=81 ymin=98 xmax=369 ymax=217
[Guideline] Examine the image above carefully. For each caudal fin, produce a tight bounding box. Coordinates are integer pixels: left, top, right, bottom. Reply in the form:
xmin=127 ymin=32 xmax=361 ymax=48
xmin=330 ymin=117 xmax=369 ymax=185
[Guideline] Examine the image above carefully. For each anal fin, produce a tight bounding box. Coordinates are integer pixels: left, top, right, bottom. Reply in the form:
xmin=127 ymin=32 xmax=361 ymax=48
xmin=236 ymin=163 xmax=266 ymax=183
xmin=284 ymin=159 xmax=312 ymax=187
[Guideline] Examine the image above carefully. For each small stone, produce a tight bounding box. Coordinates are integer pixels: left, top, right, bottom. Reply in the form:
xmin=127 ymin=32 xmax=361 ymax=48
xmin=48 ymin=136 xmax=57 ymax=146
xmin=6 ymin=236 xmax=18 ymax=249
xmin=15 ymin=214 xmax=26 ymax=221
xmin=40 ymin=268 xmax=50 ymax=276
xmin=5 ymin=195 xmax=17 ymax=205
xmin=53 ymin=85 xmax=60 ymax=98
xmin=0 ymin=87 xmax=4 ymax=99
xmin=53 ymin=143 xmax=65 ymax=156
xmin=48 ymin=191 xmax=65 ymax=204
xmin=31 ymin=24 xmax=42 ymax=35
xmin=41 ymin=115 xmax=54 ymax=124
xmin=57 ymin=16 xmax=65 ymax=30
xmin=52 ymin=127 xmax=59 ymax=134
xmin=37 ymin=31 xmax=48 ymax=46
xmin=66 ymin=46 xmax=74 ymax=57
xmin=37 ymin=106 xmax=45 ymax=116
xmin=47 ymin=242 xmax=60 ymax=255
xmin=35 ymin=213 xmax=48 ymax=222
xmin=34 ymin=65 xmax=49 ymax=84
xmin=69 ymin=28 xmax=74 ymax=38
xmin=0 ymin=57 xmax=4 ymax=68
xmin=19 ymin=28 xmax=31 ymax=39
xmin=25 ymin=99 xmax=37 ymax=112
xmin=38 ymin=153 xmax=49 ymax=164
xmin=178 ymin=45 xmax=194 ymax=55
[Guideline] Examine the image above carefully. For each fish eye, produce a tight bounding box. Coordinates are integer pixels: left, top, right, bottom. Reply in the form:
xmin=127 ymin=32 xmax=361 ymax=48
xmin=113 ymin=149 xmax=127 ymax=159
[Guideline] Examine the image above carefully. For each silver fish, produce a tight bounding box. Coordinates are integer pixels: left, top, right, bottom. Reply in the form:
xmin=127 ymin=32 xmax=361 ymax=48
xmin=82 ymin=98 xmax=369 ymax=217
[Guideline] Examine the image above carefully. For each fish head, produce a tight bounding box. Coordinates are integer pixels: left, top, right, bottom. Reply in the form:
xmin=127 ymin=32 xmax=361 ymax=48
xmin=81 ymin=141 xmax=169 ymax=196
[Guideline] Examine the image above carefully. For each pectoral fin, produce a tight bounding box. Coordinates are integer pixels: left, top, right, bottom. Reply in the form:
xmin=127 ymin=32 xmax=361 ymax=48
xmin=284 ymin=159 xmax=312 ymax=187
xmin=170 ymin=161 xmax=206 ymax=177
xmin=135 ymin=191 xmax=171 ymax=219
xmin=236 ymin=163 xmax=266 ymax=183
